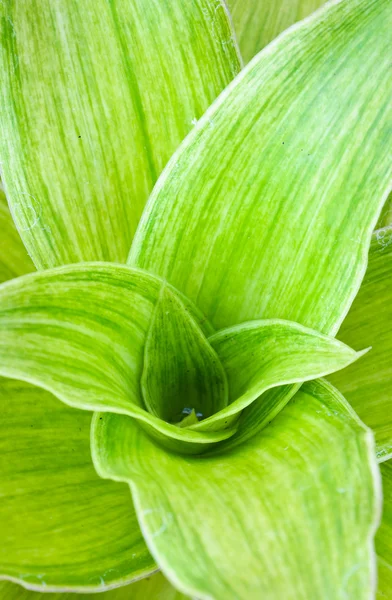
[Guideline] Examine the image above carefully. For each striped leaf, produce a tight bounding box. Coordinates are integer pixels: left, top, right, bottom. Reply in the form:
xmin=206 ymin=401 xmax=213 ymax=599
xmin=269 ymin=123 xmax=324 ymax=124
xmin=330 ymin=227 xmax=392 ymax=462
xmin=0 ymin=0 xmax=240 ymax=269
xmin=92 ymin=380 xmax=380 ymax=600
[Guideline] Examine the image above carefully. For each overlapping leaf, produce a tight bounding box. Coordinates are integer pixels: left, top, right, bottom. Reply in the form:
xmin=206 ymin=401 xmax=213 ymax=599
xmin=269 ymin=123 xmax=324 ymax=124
xmin=0 ymin=572 xmax=185 ymax=599
xmin=0 ymin=185 xmax=34 ymax=281
xmin=330 ymin=227 xmax=392 ymax=461
xmin=93 ymin=380 xmax=380 ymax=600
xmin=0 ymin=263 xmax=361 ymax=454
xmin=129 ymin=0 xmax=392 ymax=442
xmin=0 ymin=0 xmax=240 ymax=269
xmin=227 ymin=0 xmax=326 ymax=63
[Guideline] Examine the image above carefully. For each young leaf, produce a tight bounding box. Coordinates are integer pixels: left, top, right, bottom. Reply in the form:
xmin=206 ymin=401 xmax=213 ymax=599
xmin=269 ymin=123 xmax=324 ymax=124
xmin=376 ymin=460 xmax=392 ymax=599
xmin=0 ymin=264 xmax=234 ymax=453
xmin=227 ymin=0 xmax=326 ymax=62
xmin=92 ymin=379 xmax=380 ymax=600
xmin=191 ymin=319 xmax=365 ymax=432
xmin=0 ymin=572 xmax=186 ymax=599
xmin=0 ymin=0 xmax=240 ymax=269
xmin=141 ymin=286 xmax=228 ymax=423
xmin=0 ymin=185 xmax=34 ymax=281
xmin=330 ymin=227 xmax=392 ymax=462
xmin=0 ymin=378 xmax=155 ymax=591
xmin=130 ymin=0 xmax=392 ymax=338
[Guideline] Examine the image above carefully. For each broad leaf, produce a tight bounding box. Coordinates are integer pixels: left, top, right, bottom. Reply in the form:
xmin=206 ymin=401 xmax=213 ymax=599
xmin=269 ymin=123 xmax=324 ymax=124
xmin=0 ymin=264 xmax=236 ymax=453
xmin=0 ymin=572 xmax=186 ymax=599
xmin=92 ymin=379 xmax=380 ymax=600
xmin=330 ymin=227 xmax=392 ymax=462
xmin=376 ymin=460 xmax=392 ymax=599
xmin=227 ymin=0 xmax=326 ymax=63
xmin=0 ymin=184 xmax=34 ymax=281
xmin=0 ymin=378 xmax=155 ymax=591
xmin=0 ymin=0 xmax=240 ymax=269
xmin=141 ymin=286 xmax=228 ymax=423
xmin=129 ymin=0 xmax=392 ymax=442
xmin=0 ymin=264 xmax=364 ymax=454
xmin=192 ymin=319 xmax=364 ymax=432
xmin=130 ymin=0 xmax=392 ymax=337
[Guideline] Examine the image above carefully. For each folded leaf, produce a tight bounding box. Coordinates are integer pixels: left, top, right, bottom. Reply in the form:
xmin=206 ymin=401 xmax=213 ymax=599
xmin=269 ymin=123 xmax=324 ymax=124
xmin=130 ymin=0 xmax=392 ymax=337
xmin=142 ymin=286 xmax=228 ymax=423
xmin=227 ymin=0 xmax=325 ymax=63
xmin=376 ymin=460 xmax=392 ymax=599
xmin=0 ymin=377 xmax=155 ymax=591
xmin=92 ymin=379 xmax=380 ymax=599
xmin=0 ymin=184 xmax=34 ymax=281
xmin=0 ymin=264 xmax=235 ymax=453
xmin=191 ymin=319 xmax=364 ymax=432
xmin=330 ymin=227 xmax=392 ymax=462
xmin=0 ymin=572 xmax=186 ymax=599
xmin=0 ymin=0 xmax=240 ymax=269
xmin=130 ymin=0 xmax=392 ymax=443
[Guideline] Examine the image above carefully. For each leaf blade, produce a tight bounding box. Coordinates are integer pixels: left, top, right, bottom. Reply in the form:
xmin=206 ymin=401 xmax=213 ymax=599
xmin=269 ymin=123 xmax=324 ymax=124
xmin=329 ymin=227 xmax=392 ymax=461
xmin=0 ymin=0 xmax=240 ymax=269
xmin=92 ymin=379 xmax=381 ymax=600
xmin=0 ymin=378 xmax=155 ymax=591
xmin=130 ymin=0 xmax=392 ymax=338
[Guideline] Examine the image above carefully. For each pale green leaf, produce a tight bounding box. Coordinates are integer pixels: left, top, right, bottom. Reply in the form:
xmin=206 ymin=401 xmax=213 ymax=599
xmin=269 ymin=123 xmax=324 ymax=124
xmin=92 ymin=379 xmax=380 ymax=600
xmin=141 ymin=286 xmax=228 ymax=423
xmin=0 ymin=572 xmax=186 ymax=599
xmin=376 ymin=460 xmax=392 ymax=599
xmin=228 ymin=0 xmax=326 ymax=63
xmin=192 ymin=319 xmax=364 ymax=432
xmin=0 ymin=377 xmax=155 ymax=591
xmin=0 ymin=184 xmax=34 ymax=282
xmin=129 ymin=0 xmax=391 ymax=445
xmin=130 ymin=0 xmax=392 ymax=338
xmin=330 ymin=227 xmax=392 ymax=462
xmin=0 ymin=264 xmax=237 ymax=453
xmin=0 ymin=264 xmax=365 ymax=454
xmin=0 ymin=0 xmax=240 ymax=269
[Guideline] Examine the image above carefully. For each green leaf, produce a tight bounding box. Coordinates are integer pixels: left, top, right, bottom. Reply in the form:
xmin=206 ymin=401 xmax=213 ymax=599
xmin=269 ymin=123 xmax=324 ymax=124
xmin=0 ymin=377 xmax=155 ymax=591
xmin=376 ymin=460 xmax=392 ymax=599
xmin=192 ymin=319 xmax=365 ymax=432
xmin=0 ymin=184 xmax=34 ymax=282
xmin=141 ymin=286 xmax=228 ymax=423
xmin=227 ymin=0 xmax=326 ymax=63
xmin=130 ymin=0 xmax=392 ymax=338
xmin=329 ymin=227 xmax=392 ymax=462
xmin=377 ymin=192 xmax=392 ymax=228
xmin=0 ymin=0 xmax=240 ymax=270
xmin=0 ymin=264 xmax=236 ymax=453
xmin=92 ymin=379 xmax=381 ymax=600
xmin=0 ymin=572 xmax=186 ymax=599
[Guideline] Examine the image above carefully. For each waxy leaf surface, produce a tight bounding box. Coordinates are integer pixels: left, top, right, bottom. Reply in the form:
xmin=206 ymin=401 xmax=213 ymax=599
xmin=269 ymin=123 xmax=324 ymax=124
xmin=0 ymin=0 xmax=240 ymax=269
xmin=93 ymin=380 xmax=380 ymax=600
